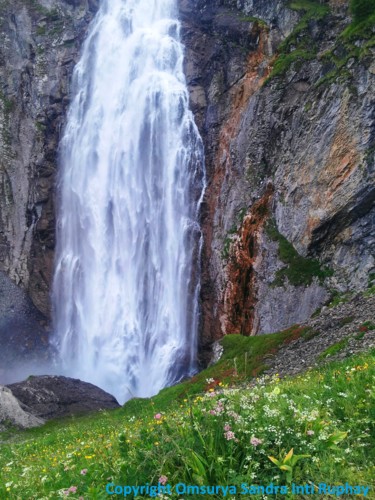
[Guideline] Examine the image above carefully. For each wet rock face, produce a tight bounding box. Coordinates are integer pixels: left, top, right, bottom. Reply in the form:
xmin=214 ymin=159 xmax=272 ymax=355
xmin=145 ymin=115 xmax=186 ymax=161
xmin=0 ymin=0 xmax=98 ymax=349
xmin=179 ymin=0 xmax=374 ymax=353
xmin=7 ymin=375 xmax=120 ymax=420
xmin=0 ymin=271 xmax=49 ymax=381
xmin=0 ymin=0 xmax=99 ymax=312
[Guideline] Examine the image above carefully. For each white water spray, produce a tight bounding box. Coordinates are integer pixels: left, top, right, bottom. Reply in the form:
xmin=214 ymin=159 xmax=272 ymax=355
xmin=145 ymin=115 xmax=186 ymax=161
xmin=52 ymin=0 xmax=205 ymax=403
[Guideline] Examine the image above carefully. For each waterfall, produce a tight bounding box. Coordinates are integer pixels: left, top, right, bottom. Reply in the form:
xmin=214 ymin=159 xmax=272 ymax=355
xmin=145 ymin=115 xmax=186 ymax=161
xmin=52 ymin=0 xmax=205 ymax=403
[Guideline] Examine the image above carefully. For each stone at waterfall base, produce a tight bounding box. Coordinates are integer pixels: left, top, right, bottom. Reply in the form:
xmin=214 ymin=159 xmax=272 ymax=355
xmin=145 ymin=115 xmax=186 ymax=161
xmin=1 ymin=376 xmax=120 ymax=429
xmin=0 ymin=386 xmax=44 ymax=430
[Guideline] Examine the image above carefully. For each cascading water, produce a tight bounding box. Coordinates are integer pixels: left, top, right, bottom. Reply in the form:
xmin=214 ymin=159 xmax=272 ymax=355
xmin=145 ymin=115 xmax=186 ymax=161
xmin=52 ymin=0 xmax=205 ymax=403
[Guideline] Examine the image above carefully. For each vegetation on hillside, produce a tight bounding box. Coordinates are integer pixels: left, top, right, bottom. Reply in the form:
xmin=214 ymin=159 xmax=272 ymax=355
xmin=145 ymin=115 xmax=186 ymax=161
xmin=0 ymin=337 xmax=373 ymax=499
xmin=266 ymin=0 xmax=375 ymax=84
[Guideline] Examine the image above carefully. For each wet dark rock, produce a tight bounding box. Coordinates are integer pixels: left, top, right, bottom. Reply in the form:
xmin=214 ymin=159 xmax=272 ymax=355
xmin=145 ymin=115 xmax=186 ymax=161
xmin=0 ymin=385 xmax=44 ymax=430
xmin=7 ymin=375 xmax=120 ymax=420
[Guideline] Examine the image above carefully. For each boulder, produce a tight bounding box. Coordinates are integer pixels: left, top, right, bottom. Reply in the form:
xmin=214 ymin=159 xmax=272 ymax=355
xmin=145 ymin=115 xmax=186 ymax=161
xmin=7 ymin=375 xmax=120 ymax=420
xmin=0 ymin=385 xmax=44 ymax=430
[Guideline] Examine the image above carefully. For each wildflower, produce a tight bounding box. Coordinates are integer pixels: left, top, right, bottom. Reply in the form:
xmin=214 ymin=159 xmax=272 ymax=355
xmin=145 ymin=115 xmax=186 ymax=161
xmin=80 ymin=469 xmax=88 ymax=475
xmin=250 ymin=437 xmax=263 ymax=447
xmin=159 ymin=475 xmax=168 ymax=485
xmin=64 ymin=486 xmax=78 ymax=495
xmin=154 ymin=413 xmax=162 ymax=420
xmin=307 ymin=430 xmax=315 ymax=436
xmin=224 ymin=424 xmax=231 ymax=431
xmin=224 ymin=431 xmax=236 ymax=441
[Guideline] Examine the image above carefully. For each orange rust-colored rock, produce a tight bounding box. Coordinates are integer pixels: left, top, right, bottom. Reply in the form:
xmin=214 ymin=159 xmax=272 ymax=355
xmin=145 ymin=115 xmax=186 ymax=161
xmin=301 ymin=93 xmax=362 ymax=245
xmin=221 ymin=185 xmax=274 ymax=337
xmin=201 ymin=26 xmax=273 ymax=343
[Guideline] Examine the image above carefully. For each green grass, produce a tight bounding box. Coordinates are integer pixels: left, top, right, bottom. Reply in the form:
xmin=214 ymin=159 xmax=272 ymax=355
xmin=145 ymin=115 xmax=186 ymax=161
xmin=343 ymin=0 xmax=375 ymax=39
xmin=318 ymin=338 xmax=349 ymax=360
xmin=1 ymin=348 xmax=373 ymax=499
xmin=266 ymin=220 xmax=333 ymax=287
xmin=266 ymin=0 xmax=375 ymax=87
xmin=268 ymin=49 xmax=316 ymax=79
xmin=316 ymin=0 xmax=375 ymax=86
xmin=239 ymin=16 xmax=268 ymax=28
xmin=339 ymin=316 xmax=355 ymax=327
xmin=265 ymin=0 xmax=330 ymax=82
xmin=360 ymin=321 xmax=375 ymax=331
xmin=328 ymin=290 xmax=353 ymax=308
xmin=141 ymin=326 xmax=312 ymax=409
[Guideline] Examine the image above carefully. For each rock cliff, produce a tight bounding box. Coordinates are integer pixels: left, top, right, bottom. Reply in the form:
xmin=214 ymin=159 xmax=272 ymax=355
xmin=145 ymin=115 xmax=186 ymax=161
xmin=179 ymin=0 xmax=374 ymax=361
xmin=0 ymin=0 xmax=98 ymax=365
xmin=0 ymin=0 xmax=374 ymax=369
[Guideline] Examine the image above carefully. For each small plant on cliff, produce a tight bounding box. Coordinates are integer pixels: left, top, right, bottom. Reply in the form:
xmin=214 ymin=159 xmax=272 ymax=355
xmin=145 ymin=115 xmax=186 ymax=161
xmin=350 ymin=0 xmax=375 ymax=24
xmin=265 ymin=219 xmax=333 ymax=287
xmin=265 ymin=0 xmax=330 ymax=82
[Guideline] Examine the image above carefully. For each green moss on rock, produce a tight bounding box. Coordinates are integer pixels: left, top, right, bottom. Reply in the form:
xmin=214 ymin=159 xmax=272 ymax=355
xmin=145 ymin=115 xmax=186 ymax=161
xmin=266 ymin=220 xmax=333 ymax=287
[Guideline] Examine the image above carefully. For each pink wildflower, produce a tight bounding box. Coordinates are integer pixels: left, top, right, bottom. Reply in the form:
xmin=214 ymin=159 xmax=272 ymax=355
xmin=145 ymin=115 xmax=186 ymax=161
xmin=158 ymin=475 xmax=168 ymax=485
xmin=250 ymin=437 xmax=263 ymax=447
xmin=154 ymin=413 xmax=162 ymax=420
xmin=80 ymin=469 xmax=88 ymax=475
xmin=69 ymin=486 xmax=77 ymax=493
xmin=227 ymin=410 xmax=240 ymax=421
xmin=224 ymin=424 xmax=231 ymax=432
xmin=224 ymin=431 xmax=236 ymax=441
xmin=307 ymin=430 xmax=315 ymax=436
xmin=209 ymin=409 xmax=216 ymax=415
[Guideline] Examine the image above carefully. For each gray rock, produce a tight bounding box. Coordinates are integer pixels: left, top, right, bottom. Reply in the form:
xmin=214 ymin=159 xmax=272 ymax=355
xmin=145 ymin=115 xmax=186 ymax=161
xmin=0 ymin=385 xmax=44 ymax=430
xmin=180 ymin=0 xmax=375 ymax=347
xmin=0 ymin=0 xmax=98 ymax=322
xmin=264 ymin=293 xmax=375 ymax=379
xmin=7 ymin=375 xmax=120 ymax=420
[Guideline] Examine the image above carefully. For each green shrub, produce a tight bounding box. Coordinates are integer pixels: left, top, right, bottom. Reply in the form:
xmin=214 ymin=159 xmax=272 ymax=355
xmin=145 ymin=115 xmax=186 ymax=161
xmin=350 ymin=0 xmax=375 ymax=24
xmin=266 ymin=220 xmax=333 ymax=287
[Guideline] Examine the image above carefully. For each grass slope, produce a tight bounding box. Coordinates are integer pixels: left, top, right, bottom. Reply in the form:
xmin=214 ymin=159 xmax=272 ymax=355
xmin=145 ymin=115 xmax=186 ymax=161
xmin=0 ymin=338 xmax=374 ymax=499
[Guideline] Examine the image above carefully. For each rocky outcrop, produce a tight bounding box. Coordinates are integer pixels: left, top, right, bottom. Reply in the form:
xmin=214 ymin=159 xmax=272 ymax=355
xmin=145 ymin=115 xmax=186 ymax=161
xmin=264 ymin=292 xmax=375 ymax=378
xmin=0 ymin=0 xmax=98 ymax=363
xmin=7 ymin=375 xmax=120 ymax=420
xmin=179 ymin=0 xmax=374 ymax=360
xmin=0 ymin=384 xmax=44 ymax=430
